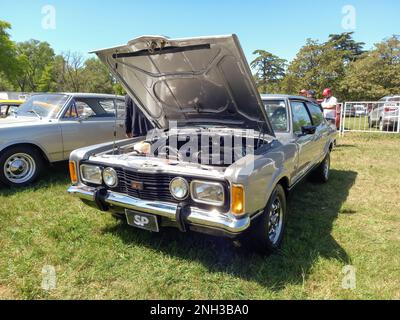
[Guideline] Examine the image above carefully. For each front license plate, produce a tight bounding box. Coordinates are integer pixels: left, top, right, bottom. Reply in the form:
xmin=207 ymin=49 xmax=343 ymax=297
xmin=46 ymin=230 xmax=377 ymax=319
xmin=125 ymin=210 xmax=159 ymax=232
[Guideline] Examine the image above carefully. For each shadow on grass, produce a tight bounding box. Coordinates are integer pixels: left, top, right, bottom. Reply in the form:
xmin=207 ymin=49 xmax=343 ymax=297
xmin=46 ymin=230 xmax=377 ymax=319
xmin=0 ymin=161 xmax=70 ymax=196
xmin=103 ymin=169 xmax=357 ymax=291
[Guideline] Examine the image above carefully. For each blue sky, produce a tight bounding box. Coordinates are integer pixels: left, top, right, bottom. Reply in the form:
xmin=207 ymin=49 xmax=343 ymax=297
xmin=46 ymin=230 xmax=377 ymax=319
xmin=1 ymin=0 xmax=399 ymax=63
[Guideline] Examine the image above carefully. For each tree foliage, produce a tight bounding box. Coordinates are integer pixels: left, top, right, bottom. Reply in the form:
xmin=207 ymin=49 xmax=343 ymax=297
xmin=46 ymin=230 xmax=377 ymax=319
xmin=251 ymin=50 xmax=286 ymax=93
xmin=251 ymin=32 xmax=399 ymax=101
xmin=340 ymin=35 xmax=400 ymax=100
xmin=0 ymin=21 xmax=18 ymax=90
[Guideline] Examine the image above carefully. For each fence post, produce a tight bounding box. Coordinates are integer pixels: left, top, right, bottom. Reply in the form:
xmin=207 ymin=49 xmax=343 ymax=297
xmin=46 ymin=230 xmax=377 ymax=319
xmin=397 ymin=103 xmax=400 ymax=133
xmin=341 ymin=103 xmax=346 ymax=137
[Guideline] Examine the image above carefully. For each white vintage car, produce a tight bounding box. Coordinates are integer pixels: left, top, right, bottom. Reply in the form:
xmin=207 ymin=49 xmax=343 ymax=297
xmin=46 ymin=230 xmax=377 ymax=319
xmin=0 ymin=93 xmax=126 ymax=186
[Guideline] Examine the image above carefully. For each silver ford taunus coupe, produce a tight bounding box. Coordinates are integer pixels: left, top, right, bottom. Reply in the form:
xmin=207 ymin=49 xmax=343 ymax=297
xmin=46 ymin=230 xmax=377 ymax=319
xmin=68 ymin=35 xmax=336 ymax=252
xmin=0 ymin=93 xmax=126 ymax=186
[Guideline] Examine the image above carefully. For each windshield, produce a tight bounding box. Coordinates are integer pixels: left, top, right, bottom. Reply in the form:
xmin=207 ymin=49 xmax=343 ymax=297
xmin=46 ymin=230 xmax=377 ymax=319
xmin=263 ymin=100 xmax=288 ymax=132
xmin=15 ymin=94 xmax=69 ymax=118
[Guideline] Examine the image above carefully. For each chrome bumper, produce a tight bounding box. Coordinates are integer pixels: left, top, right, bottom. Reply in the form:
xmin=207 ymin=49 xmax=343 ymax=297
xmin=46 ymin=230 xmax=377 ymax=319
xmin=67 ymin=185 xmax=251 ymax=236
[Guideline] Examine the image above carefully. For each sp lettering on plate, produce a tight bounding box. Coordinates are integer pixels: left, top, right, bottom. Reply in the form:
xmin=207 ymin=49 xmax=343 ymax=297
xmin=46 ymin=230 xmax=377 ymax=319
xmin=134 ymin=215 xmax=149 ymax=227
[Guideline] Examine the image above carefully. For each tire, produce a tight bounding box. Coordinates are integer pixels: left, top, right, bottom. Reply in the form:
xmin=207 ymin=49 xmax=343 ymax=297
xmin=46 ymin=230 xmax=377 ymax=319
xmin=240 ymin=184 xmax=287 ymax=254
xmin=0 ymin=145 xmax=44 ymax=187
xmin=311 ymin=152 xmax=330 ymax=183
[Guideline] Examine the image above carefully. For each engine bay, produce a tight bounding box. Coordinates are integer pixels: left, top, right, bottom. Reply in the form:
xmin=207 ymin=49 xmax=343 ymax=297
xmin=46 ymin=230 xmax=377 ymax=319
xmin=107 ymin=130 xmax=268 ymax=167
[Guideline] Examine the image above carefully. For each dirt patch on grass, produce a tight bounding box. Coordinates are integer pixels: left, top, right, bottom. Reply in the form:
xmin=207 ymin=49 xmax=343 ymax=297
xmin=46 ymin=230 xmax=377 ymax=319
xmin=0 ymin=284 xmax=16 ymax=299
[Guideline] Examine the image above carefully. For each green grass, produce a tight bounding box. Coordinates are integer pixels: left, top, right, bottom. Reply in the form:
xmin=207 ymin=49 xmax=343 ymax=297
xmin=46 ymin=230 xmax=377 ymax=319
xmin=0 ymin=133 xmax=399 ymax=299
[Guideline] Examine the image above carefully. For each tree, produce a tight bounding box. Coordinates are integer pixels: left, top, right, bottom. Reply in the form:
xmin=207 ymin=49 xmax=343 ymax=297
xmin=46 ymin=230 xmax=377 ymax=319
xmin=251 ymin=50 xmax=286 ymax=93
xmin=279 ymin=34 xmax=363 ymax=99
xmin=60 ymin=51 xmax=85 ymax=92
xmin=81 ymin=58 xmax=114 ymax=93
xmin=340 ymin=35 xmax=400 ymax=100
xmin=0 ymin=20 xmax=19 ymax=87
xmin=14 ymin=40 xmax=55 ymax=91
xmin=327 ymin=32 xmax=365 ymax=64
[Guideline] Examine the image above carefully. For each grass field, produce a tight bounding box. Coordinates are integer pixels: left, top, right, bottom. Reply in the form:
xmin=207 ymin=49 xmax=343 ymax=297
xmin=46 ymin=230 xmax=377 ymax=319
xmin=0 ymin=133 xmax=399 ymax=300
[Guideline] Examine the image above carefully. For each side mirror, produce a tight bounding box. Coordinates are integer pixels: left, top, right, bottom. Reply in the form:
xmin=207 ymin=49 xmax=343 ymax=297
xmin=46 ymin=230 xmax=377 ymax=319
xmin=301 ymin=125 xmax=317 ymax=135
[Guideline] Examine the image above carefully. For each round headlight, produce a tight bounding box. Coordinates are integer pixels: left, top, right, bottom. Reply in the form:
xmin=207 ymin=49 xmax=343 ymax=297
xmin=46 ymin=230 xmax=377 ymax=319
xmin=103 ymin=167 xmax=118 ymax=188
xmin=169 ymin=177 xmax=189 ymax=200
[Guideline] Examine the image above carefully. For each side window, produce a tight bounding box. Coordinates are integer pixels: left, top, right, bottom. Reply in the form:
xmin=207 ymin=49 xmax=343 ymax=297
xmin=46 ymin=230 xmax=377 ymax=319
xmin=263 ymin=100 xmax=288 ymax=132
xmin=115 ymin=99 xmax=126 ymax=119
xmin=64 ymin=101 xmax=95 ymax=118
xmin=290 ymin=101 xmax=312 ymax=133
xmin=99 ymin=99 xmax=116 ymax=117
xmin=76 ymin=101 xmax=96 ymax=118
xmin=306 ymin=102 xmax=324 ymax=126
xmin=64 ymin=98 xmax=113 ymax=119
xmin=0 ymin=105 xmax=5 ymax=117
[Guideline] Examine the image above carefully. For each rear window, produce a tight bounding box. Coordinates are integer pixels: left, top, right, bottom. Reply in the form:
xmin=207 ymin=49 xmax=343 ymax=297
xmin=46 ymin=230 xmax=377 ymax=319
xmin=263 ymin=100 xmax=289 ymax=132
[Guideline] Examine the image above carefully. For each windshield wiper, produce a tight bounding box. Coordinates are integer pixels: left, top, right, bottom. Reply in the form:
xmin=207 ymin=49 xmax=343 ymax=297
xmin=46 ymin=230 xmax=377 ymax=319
xmin=27 ymin=110 xmax=42 ymax=119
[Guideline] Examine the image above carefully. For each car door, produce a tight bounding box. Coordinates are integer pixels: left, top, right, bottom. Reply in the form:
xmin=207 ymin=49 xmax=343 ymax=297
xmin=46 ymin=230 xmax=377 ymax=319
xmin=306 ymin=101 xmax=330 ymax=160
xmin=59 ymin=97 xmax=120 ymax=159
xmin=290 ymin=100 xmax=316 ymax=181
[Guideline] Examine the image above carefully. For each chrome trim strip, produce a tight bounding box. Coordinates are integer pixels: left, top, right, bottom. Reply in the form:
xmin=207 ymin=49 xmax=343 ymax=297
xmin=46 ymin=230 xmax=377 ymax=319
xmin=67 ymin=185 xmax=250 ymax=234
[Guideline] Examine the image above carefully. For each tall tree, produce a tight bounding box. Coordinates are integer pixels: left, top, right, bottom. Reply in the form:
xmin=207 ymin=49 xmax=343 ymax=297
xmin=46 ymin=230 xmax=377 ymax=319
xmin=81 ymin=58 xmax=114 ymax=93
xmin=340 ymin=35 xmax=400 ymax=100
xmin=251 ymin=50 xmax=286 ymax=93
xmin=14 ymin=40 xmax=55 ymax=91
xmin=0 ymin=20 xmax=18 ymax=88
xmin=327 ymin=32 xmax=365 ymax=64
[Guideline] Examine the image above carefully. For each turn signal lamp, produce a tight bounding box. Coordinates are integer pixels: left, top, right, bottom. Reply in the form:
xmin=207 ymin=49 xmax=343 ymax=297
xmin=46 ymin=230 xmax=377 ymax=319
xmin=69 ymin=161 xmax=78 ymax=184
xmin=231 ymin=185 xmax=245 ymax=216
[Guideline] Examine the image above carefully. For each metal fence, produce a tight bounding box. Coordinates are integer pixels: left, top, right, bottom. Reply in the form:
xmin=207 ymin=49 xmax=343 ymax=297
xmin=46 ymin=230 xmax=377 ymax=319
xmin=338 ymin=101 xmax=400 ymax=136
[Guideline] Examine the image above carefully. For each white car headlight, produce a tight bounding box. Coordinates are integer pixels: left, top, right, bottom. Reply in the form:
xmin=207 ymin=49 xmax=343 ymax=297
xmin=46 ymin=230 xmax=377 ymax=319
xmin=80 ymin=164 xmax=102 ymax=185
xmin=170 ymin=177 xmax=189 ymax=200
xmin=103 ymin=167 xmax=118 ymax=188
xmin=191 ymin=180 xmax=225 ymax=206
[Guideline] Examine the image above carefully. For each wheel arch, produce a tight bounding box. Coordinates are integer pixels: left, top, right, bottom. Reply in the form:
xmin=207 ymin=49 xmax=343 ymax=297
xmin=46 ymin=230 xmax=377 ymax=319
xmin=0 ymin=143 xmax=50 ymax=164
xmin=276 ymin=176 xmax=290 ymax=198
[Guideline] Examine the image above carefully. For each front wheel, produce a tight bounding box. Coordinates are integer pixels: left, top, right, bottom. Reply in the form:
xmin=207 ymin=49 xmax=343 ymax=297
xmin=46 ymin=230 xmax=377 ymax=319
xmin=0 ymin=146 xmax=43 ymax=187
xmin=240 ymin=184 xmax=287 ymax=254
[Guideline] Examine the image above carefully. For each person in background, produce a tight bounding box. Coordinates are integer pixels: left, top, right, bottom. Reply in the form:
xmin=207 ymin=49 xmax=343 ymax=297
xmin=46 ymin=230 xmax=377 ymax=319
xmin=299 ymin=89 xmax=308 ymax=97
xmin=321 ymin=88 xmax=338 ymax=124
xmin=125 ymin=94 xmax=152 ymax=138
xmin=307 ymin=90 xmax=317 ymax=103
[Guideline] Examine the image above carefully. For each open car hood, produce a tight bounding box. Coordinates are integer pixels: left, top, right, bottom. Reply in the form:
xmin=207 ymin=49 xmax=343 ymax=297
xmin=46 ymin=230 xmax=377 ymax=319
xmin=93 ymin=34 xmax=273 ymax=134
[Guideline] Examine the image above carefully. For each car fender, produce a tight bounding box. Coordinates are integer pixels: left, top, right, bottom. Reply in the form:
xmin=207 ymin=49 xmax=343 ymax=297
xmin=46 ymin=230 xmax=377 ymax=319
xmin=0 ymin=139 xmax=52 ymax=162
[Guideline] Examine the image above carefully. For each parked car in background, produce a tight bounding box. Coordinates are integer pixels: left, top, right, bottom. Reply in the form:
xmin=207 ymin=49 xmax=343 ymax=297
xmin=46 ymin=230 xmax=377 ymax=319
xmin=354 ymin=105 xmax=367 ymax=117
xmin=68 ymin=35 xmax=336 ymax=253
xmin=0 ymin=99 xmax=24 ymax=118
xmin=368 ymin=95 xmax=400 ymax=130
xmin=0 ymin=93 xmax=126 ymax=186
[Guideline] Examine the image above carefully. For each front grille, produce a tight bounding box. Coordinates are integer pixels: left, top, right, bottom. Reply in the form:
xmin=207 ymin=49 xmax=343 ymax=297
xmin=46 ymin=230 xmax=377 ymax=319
xmin=112 ymin=168 xmax=191 ymax=203
xmin=103 ymin=166 xmax=230 ymax=211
